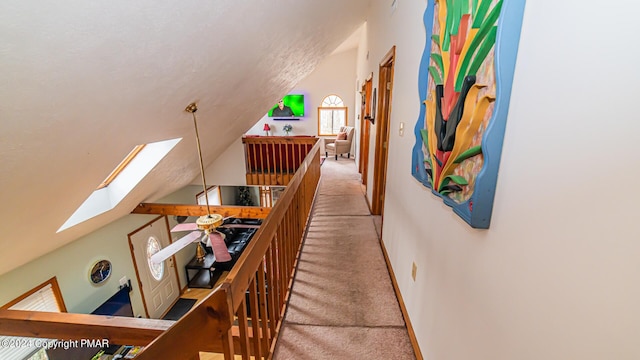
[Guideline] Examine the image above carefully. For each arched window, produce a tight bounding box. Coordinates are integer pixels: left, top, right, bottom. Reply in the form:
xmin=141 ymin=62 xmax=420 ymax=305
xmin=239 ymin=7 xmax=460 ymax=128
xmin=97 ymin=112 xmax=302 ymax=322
xmin=317 ymin=95 xmax=348 ymax=136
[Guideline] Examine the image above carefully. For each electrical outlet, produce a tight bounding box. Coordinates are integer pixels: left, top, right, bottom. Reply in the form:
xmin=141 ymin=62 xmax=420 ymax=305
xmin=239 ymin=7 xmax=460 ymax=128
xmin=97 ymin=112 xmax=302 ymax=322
xmin=411 ymin=262 xmax=417 ymax=281
xmin=119 ymin=276 xmax=128 ymax=286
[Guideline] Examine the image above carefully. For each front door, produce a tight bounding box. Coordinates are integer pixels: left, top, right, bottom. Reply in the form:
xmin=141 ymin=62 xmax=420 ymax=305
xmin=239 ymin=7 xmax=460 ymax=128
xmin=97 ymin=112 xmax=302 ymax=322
xmin=129 ymin=216 xmax=180 ymax=318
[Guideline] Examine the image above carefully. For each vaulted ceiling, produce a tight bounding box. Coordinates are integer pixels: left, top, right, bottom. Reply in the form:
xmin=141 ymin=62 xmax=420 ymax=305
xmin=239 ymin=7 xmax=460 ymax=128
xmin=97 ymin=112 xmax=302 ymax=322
xmin=0 ymin=0 xmax=370 ymax=275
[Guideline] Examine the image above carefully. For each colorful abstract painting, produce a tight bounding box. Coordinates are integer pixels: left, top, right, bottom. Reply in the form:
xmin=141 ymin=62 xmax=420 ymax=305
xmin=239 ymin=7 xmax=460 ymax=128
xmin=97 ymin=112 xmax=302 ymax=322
xmin=411 ymin=0 xmax=526 ymax=228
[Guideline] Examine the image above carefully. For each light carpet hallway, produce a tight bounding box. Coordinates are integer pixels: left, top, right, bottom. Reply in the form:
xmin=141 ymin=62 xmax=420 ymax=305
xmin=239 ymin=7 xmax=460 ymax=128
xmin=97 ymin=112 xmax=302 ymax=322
xmin=273 ymin=158 xmax=416 ymax=359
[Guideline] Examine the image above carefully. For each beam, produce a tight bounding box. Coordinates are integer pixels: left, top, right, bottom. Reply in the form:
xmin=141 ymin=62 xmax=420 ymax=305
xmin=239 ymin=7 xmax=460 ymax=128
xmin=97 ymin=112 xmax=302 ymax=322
xmin=0 ymin=310 xmax=172 ymax=345
xmin=131 ymin=203 xmax=270 ymax=219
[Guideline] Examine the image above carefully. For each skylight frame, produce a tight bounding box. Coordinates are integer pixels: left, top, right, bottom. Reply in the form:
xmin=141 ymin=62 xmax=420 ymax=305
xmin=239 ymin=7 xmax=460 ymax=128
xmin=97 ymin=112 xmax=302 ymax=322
xmin=57 ymin=138 xmax=181 ymax=232
xmin=96 ymin=144 xmax=146 ymax=190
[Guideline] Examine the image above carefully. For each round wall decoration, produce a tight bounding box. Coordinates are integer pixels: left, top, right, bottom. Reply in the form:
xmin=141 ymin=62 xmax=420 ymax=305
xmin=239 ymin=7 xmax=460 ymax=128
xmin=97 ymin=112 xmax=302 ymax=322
xmin=89 ymin=259 xmax=112 ymax=285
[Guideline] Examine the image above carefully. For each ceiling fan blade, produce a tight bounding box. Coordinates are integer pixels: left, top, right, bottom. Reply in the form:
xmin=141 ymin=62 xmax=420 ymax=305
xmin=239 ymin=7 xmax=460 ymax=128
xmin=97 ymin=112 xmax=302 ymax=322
xmin=221 ymin=224 xmax=261 ymax=229
xmin=150 ymin=231 xmax=202 ymax=264
xmin=209 ymin=232 xmax=232 ymax=262
xmin=171 ymin=223 xmax=199 ymax=232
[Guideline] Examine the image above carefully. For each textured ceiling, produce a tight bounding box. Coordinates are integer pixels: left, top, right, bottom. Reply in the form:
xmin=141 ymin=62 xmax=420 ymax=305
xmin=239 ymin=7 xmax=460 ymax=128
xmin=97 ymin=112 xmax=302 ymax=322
xmin=0 ymin=0 xmax=370 ymax=275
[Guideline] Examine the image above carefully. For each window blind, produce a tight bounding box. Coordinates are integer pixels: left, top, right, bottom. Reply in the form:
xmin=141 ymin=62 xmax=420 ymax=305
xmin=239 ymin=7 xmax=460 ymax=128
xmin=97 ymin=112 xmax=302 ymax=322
xmin=0 ymin=284 xmax=60 ymax=360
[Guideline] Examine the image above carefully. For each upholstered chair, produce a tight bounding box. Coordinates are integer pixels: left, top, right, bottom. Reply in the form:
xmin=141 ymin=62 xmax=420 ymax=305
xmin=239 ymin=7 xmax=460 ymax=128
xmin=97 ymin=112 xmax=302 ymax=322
xmin=324 ymin=126 xmax=355 ymax=160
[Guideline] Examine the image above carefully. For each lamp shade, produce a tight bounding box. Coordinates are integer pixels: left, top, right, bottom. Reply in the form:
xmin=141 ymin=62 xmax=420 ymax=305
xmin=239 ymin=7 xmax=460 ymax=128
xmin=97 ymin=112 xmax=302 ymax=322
xmin=263 ymin=124 xmax=271 ymax=131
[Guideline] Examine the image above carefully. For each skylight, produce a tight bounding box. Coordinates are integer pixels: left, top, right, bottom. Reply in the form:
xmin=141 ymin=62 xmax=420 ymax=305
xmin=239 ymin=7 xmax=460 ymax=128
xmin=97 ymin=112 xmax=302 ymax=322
xmin=96 ymin=144 xmax=146 ymax=190
xmin=57 ymin=138 xmax=181 ymax=232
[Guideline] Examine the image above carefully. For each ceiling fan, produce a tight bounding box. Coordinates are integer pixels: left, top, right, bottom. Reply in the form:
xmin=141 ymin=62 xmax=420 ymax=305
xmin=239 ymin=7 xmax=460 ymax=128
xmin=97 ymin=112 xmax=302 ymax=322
xmin=150 ymin=102 xmax=260 ymax=265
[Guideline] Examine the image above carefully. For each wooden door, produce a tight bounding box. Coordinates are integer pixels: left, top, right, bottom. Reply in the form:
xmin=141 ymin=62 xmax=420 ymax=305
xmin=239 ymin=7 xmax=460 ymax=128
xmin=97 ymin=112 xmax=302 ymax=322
xmin=359 ymin=76 xmax=373 ymax=187
xmin=129 ymin=216 xmax=180 ymax=318
xmin=372 ymin=46 xmax=395 ymax=216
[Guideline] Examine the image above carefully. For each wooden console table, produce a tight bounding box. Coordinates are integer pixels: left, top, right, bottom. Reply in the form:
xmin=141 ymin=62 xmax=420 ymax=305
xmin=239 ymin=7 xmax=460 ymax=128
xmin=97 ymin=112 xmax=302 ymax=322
xmin=184 ymin=254 xmax=222 ymax=289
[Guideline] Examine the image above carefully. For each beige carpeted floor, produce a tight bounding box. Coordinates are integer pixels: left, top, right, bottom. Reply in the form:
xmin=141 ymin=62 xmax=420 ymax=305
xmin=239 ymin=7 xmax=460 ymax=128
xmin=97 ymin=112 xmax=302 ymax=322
xmin=273 ymin=158 xmax=415 ymax=360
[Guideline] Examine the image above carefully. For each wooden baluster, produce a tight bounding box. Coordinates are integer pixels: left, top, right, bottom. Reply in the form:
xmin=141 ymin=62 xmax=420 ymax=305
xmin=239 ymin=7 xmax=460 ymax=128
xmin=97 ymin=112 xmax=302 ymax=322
xmin=257 ymin=260 xmax=270 ymax=355
xmin=248 ymin=276 xmax=262 ymax=359
xmin=265 ymin=244 xmax=279 ymax=341
xmin=271 ymin=141 xmax=277 ymax=185
xmin=237 ymin=300 xmax=251 ymax=360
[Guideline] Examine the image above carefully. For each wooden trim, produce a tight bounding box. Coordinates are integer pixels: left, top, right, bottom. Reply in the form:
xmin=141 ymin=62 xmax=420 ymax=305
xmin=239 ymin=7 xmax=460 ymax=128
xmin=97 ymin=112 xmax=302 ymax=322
xmin=127 ymin=215 xmax=164 ymax=237
xmin=378 ymin=239 xmax=424 ymax=360
xmin=359 ymin=77 xmax=373 ymax=186
xmin=0 ymin=309 xmax=171 ymax=345
xmin=127 ymin=216 xmax=164 ymax=318
xmin=97 ymin=144 xmax=146 ymax=189
xmin=131 ymin=204 xmax=270 ymax=219
xmin=372 ymin=45 xmax=396 ymax=215
xmin=1 ymin=276 xmax=67 ymax=313
xmin=128 ymin=235 xmax=149 ymax=319
xmin=127 ymin=215 xmax=180 ymax=319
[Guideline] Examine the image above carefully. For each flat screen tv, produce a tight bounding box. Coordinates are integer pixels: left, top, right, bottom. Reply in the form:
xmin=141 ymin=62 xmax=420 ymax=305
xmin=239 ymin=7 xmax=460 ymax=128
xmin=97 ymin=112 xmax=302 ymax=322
xmin=268 ymin=94 xmax=304 ymax=119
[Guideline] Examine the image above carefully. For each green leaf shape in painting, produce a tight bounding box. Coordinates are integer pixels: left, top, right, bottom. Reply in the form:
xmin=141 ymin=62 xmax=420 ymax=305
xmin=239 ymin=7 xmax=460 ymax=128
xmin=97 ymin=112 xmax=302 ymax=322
xmin=420 ymin=130 xmax=433 ymax=169
xmin=431 ymin=53 xmax=444 ymax=75
xmin=421 ymin=128 xmax=434 ymax=186
xmin=442 ymin=0 xmax=454 ymax=51
xmin=420 ymin=129 xmax=430 ymax=149
xmin=454 ymin=0 xmax=502 ymax=91
xmin=460 ymin=0 xmax=470 ymax=19
xmin=429 ymin=66 xmax=443 ymax=85
xmin=453 ymin=145 xmax=482 ymax=163
xmin=442 ymin=175 xmax=469 ymax=186
xmin=472 ymin=0 xmax=479 ymax=19
xmin=450 ymin=0 xmax=462 ymax=36
xmin=432 ymin=34 xmax=441 ymax=49
xmin=472 ymin=0 xmax=493 ymax=29
xmin=438 ymin=184 xmax=463 ymax=195
xmin=467 ymin=26 xmax=497 ymax=77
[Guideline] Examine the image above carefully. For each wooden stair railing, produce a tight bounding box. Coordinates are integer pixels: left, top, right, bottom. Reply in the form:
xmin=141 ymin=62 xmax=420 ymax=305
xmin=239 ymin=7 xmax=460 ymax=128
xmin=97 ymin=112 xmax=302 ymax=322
xmin=242 ymin=135 xmax=318 ymax=186
xmin=0 ymin=139 xmax=322 ymax=360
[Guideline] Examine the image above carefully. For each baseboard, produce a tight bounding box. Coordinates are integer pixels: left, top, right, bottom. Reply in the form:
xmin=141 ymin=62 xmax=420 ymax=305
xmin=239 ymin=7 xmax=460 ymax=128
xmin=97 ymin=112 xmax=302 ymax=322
xmin=379 ymin=238 xmax=424 ymax=360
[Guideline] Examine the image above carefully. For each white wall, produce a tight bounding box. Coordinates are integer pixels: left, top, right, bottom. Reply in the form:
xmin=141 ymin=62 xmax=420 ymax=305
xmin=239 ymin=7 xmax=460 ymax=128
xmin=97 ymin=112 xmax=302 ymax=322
xmin=362 ymin=1 xmax=640 ymax=359
xmin=0 ymin=185 xmax=202 ymax=318
xmin=208 ymin=48 xmax=359 ymax=181
xmin=203 ymin=138 xmax=247 ymax=186
xmin=246 ymin=48 xmax=357 ymax=138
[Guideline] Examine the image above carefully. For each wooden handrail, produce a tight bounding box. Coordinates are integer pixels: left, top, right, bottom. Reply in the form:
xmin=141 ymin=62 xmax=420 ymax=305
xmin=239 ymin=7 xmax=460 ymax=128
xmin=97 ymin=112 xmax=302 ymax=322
xmin=0 ymin=138 xmax=322 ymax=360
xmin=0 ymin=310 xmax=171 ymax=345
xmin=137 ymin=139 xmax=321 ymax=359
xmin=227 ymin=146 xmax=318 ymax=310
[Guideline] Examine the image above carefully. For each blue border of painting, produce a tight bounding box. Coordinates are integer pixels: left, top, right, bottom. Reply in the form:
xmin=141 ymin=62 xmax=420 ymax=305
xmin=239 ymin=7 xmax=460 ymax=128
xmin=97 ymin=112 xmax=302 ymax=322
xmin=411 ymin=0 xmax=526 ymax=229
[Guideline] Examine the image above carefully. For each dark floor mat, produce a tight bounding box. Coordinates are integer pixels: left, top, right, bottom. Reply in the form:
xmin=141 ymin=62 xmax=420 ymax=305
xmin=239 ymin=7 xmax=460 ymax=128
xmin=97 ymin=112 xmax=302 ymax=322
xmin=162 ymin=298 xmax=197 ymax=321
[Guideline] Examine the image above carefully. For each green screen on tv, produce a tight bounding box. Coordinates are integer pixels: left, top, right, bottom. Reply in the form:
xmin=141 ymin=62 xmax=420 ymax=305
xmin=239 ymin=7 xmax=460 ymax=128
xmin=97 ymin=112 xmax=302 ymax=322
xmin=268 ymin=94 xmax=304 ymax=118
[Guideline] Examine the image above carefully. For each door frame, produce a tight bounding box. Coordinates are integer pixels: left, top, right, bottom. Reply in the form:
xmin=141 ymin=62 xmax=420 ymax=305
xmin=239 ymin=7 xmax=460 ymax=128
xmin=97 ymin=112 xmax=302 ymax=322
xmin=358 ymin=73 xmax=373 ymax=187
xmin=128 ymin=215 xmax=181 ymax=318
xmin=371 ymin=46 xmax=396 ymax=216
